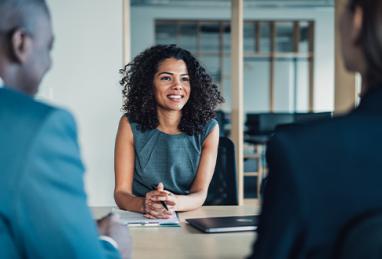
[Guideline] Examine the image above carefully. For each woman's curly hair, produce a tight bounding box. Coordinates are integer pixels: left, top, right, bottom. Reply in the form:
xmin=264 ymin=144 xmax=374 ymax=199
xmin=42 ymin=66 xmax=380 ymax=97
xmin=120 ymin=44 xmax=224 ymax=135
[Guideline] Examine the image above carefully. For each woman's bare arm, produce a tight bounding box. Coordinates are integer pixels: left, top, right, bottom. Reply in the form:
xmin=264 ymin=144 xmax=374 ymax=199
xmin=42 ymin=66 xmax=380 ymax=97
xmin=114 ymin=115 xmax=145 ymax=213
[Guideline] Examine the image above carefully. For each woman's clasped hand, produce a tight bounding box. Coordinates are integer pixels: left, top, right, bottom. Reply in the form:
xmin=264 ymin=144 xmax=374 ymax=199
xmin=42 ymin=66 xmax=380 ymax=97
xmin=144 ymin=183 xmax=177 ymax=219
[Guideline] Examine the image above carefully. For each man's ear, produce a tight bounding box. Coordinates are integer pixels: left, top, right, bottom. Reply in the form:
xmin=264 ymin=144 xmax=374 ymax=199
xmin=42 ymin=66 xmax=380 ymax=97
xmin=352 ymin=6 xmax=363 ymax=45
xmin=9 ymin=28 xmax=32 ymax=64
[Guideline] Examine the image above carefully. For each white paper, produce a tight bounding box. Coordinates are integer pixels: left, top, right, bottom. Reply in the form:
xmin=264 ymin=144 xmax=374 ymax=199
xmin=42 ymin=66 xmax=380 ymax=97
xmin=112 ymin=208 xmax=180 ymax=226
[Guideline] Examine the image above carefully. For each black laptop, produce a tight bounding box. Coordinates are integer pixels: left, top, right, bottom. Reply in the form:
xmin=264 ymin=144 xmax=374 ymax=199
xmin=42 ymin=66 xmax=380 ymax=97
xmin=186 ymin=215 xmax=258 ymax=233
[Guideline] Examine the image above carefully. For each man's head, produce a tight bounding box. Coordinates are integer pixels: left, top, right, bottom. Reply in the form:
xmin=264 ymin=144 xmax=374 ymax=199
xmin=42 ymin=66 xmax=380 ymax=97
xmin=0 ymin=0 xmax=53 ymax=96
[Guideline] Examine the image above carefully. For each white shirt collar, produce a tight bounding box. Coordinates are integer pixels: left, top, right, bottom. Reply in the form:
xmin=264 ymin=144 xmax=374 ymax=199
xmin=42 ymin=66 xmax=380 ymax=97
xmin=0 ymin=77 xmax=3 ymax=88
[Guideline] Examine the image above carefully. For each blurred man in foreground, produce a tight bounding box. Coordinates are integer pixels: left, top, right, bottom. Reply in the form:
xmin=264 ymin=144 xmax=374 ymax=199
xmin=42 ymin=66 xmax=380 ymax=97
xmin=0 ymin=0 xmax=129 ymax=258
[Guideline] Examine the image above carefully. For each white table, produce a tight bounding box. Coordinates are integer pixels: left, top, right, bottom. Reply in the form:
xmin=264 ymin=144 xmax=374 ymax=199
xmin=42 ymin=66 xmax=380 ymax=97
xmin=92 ymin=206 xmax=259 ymax=259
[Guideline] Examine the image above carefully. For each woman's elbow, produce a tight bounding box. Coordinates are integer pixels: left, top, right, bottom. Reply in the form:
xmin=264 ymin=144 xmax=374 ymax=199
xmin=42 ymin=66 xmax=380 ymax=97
xmin=195 ymin=190 xmax=209 ymax=207
xmin=114 ymin=189 xmax=129 ymax=209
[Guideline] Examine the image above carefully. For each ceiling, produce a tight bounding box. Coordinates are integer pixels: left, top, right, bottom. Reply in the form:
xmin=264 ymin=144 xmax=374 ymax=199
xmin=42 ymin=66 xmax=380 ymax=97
xmin=131 ymin=0 xmax=334 ymax=8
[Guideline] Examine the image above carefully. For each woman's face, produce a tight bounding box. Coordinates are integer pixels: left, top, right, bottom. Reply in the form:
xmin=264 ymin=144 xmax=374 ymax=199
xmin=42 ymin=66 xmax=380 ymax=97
xmin=153 ymin=58 xmax=191 ymax=112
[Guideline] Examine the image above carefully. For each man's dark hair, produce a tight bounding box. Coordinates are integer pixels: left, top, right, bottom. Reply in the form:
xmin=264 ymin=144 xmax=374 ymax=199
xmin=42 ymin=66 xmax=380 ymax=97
xmin=348 ymin=0 xmax=382 ymax=86
xmin=0 ymin=0 xmax=50 ymax=37
xmin=120 ymin=44 xmax=224 ymax=135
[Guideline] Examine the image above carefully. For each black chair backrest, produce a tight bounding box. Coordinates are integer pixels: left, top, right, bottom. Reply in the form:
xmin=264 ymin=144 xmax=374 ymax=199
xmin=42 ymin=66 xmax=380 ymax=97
xmin=204 ymin=137 xmax=238 ymax=205
xmin=333 ymin=209 xmax=382 ymax=259
xmin=294 ymin=112 xmax=332 ymax=123
xmin=215 ymin=110 xmax=230 ymax=137
xmin=245 ymin=113 xmax=295 ymax=135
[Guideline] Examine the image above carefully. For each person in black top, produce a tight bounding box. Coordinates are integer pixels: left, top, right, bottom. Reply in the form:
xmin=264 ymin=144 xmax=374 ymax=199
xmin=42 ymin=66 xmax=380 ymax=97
xmin=249 ymin=0 xmax=382 ymax=258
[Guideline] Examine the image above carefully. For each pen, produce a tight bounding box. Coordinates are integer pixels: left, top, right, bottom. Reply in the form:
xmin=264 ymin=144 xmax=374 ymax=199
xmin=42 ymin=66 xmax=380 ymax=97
xmin=152 ymin=184 xmax=169 ymax=211
xmin=160 ymin=201 xmax=169 ymax=211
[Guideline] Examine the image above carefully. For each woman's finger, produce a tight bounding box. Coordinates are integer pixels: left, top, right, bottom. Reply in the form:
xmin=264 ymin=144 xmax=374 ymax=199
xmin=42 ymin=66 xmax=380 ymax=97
xmin=149 ymin=193 xmax=169 ymax=201
xmin=146 ymin=208 xmax=170 ymax=219
xmin=156 ymin=182 xmax=164 ymax=192
xmin=147 ymin=202 xmax=167 ymax=214
xmin=165 ymin=200 xmax=176 ymax=206
xmin=150 ymin=202 xmax=165 ymax=210
xmin=144 ymin=214 xmax=156 ymax=219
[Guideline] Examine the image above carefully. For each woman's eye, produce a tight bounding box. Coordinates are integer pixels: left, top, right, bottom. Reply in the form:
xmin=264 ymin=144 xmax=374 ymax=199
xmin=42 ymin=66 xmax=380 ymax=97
xmin=182 ymin=77 xmax=190 ymax=82
xmin=160 ymin=76 xmax=171 ymax=81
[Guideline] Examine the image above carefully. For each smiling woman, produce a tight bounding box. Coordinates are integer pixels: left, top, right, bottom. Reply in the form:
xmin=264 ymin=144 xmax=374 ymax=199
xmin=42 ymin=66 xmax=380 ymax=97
xmin=153 ymin=58 xmax=191 ymax=118
xmin=114 ymin=44 xmax=224 ymax=219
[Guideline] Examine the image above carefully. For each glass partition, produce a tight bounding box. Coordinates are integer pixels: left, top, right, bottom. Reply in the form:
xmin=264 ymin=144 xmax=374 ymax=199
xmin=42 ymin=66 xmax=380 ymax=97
xmin=154 ymin=19 xmax=314 ymax=113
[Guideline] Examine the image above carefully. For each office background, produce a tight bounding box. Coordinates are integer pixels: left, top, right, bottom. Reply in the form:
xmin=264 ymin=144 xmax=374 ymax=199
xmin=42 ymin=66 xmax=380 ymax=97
xmin=37 ymin=0 xmax=336 ymax=206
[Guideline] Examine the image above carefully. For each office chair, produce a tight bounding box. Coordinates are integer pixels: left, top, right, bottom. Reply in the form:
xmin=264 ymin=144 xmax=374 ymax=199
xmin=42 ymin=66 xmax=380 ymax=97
xmin=333 ymin=209 xmax=382 ymax=259
xmin=204 ymin=137 xmax=238 ymax=205
xmin=215 ymin=110 xmax=230 ymax=137
xmin=294 ymin=112 xmax=332 ymax=123
xmin=245 ymin=113 xmax=295 ymax=145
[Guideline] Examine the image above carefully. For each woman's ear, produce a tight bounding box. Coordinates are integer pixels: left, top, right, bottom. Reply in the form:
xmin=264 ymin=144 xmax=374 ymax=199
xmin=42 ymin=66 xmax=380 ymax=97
xmin=9 ymin=28 xmax=32 ymax=64
xmin=352 ymin=5 xmax=363 ymax=45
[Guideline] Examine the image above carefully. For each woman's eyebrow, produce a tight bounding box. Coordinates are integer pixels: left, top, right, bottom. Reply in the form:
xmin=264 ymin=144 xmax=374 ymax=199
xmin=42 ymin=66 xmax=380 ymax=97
xmin=157 ymin=72 xmax=189 ymax=76
xmin=158 ymin=72 xmax=173 ymax=76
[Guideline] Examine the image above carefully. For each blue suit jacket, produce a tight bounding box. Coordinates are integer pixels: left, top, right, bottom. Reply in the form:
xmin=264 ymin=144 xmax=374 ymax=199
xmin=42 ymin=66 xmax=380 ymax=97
xmin=0 ymin=87 xmax=120 ymax=259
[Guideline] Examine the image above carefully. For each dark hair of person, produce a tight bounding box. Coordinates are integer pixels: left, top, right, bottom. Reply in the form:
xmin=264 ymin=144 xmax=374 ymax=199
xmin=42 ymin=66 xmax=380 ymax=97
xmin=348 ymin=0 xmax=382 ymax=86
xmin=120 ymin=44 xmax=224 ymax=135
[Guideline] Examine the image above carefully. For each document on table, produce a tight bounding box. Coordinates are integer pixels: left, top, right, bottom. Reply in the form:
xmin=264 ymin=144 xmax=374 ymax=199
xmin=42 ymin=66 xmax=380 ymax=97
xmin=112 ymin=208 xmax=180 ymax=227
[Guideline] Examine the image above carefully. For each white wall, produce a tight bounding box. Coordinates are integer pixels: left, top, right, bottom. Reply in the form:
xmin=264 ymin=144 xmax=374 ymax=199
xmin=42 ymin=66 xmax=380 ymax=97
xmin=39 ymin=0 xmax=123 ymax=206
xmin=131 ymin=5 xmax=335 ymax=112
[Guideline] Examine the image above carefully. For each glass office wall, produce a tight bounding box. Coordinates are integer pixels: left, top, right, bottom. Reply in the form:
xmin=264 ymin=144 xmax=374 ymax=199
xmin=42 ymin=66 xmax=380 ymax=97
xmin=155 ymin=19 xmax=314 ymax=113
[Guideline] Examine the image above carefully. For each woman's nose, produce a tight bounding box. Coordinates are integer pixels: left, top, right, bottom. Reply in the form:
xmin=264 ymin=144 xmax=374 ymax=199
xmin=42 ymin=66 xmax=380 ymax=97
xmin=172 ymin=78 xmax=183 ymax=89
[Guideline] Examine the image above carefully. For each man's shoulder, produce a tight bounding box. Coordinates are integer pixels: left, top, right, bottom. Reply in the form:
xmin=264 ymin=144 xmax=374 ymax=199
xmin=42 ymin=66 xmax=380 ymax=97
xmin=0 ymin=87 xmax=73 ymax=126
xmin=0 ymin=87 xmax=55 ymax=119
xmin=0 ymin=89 xmax=79 ymax=202
xmin=0 ymin=88 xmax=77 ymax=152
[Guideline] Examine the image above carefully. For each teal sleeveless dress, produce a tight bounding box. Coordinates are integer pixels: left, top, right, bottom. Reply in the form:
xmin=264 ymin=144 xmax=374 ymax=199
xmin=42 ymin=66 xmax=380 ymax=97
xmin=128 ymin=117 xmax=218 ymax=196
